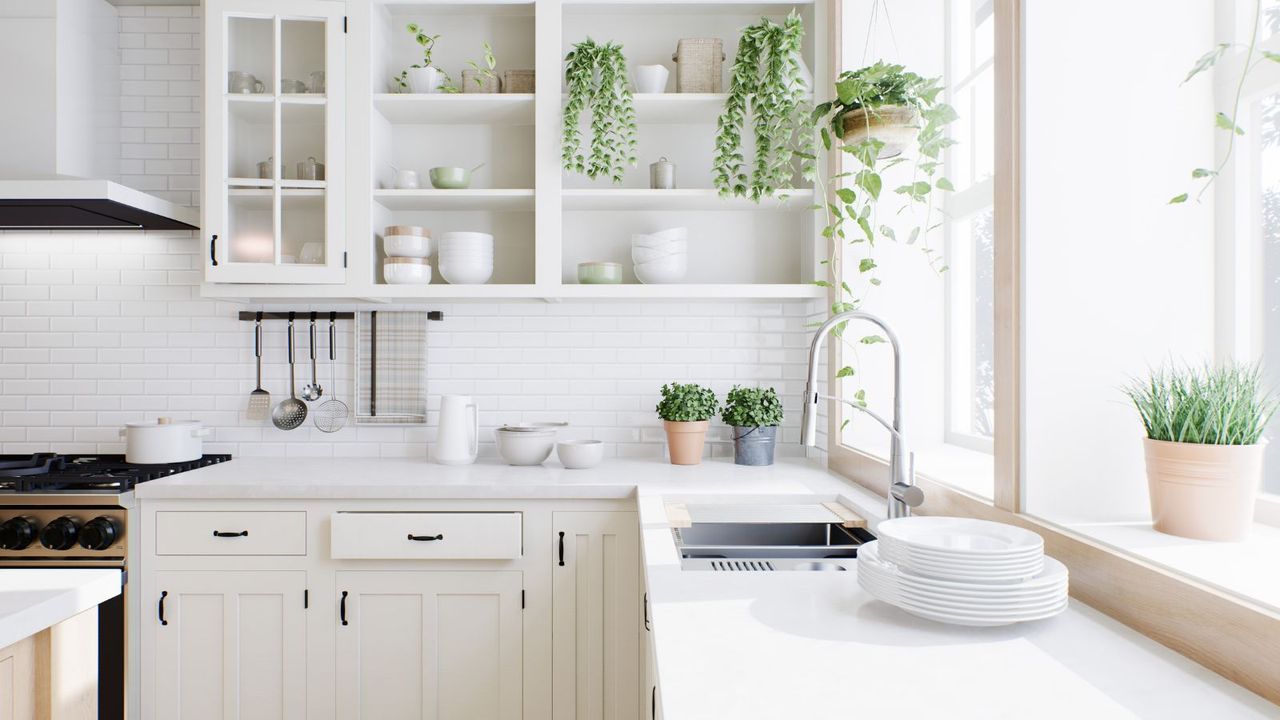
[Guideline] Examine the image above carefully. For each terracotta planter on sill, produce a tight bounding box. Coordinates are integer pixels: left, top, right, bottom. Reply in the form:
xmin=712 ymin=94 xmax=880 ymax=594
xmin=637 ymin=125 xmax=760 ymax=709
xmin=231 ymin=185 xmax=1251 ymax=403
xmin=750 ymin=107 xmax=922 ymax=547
xmin=1143 ymin=437 xmax=1265 ymax=542
xmin=664 ymin=420 xmax=709 ymax=465
xmin=840 ymin=105 xmax=919 ymax=159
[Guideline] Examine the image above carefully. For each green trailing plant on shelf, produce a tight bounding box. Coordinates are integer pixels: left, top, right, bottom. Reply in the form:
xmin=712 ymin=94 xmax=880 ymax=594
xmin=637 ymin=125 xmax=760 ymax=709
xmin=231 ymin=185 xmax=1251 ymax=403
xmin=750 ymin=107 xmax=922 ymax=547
xmin=713 ymin=11 xmax=816 ymax=201
xmin=1170 ymin=0 xmax=1276 ymax=204
xmin=810 ymin=60 xmax=958 ymax=385
xmin=465 ymin=42 xmax=499 ymax=90
xmin=562 ymin=39 xmax=638 ymax=183
xmin=1124 ymin=362 xmax=1276 ymax=446
xmin=394 ymin=23 xmax=457 ymax=93
xmin=721 ymin=386 xmax=783 ymax=428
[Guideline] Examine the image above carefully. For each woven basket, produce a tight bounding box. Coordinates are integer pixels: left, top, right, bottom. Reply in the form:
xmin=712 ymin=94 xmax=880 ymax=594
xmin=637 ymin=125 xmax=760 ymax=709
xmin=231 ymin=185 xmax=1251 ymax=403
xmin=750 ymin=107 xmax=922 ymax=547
xmin=502 ymin=69 xmax=535 ymax=94
xmin=462 ymin=70 xmax=501 ymax=93
xmin=840 ymin=105 xmax=919 ymax=158
xmin=671 ymin=38 xmax=725 ymax=93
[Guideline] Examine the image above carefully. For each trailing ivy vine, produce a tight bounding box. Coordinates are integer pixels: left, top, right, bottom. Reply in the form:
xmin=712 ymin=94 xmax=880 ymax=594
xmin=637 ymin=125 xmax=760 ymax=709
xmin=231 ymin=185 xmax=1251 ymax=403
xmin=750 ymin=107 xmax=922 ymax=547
xmin=562 ymin=39 xmax=637 ymax=183
xmin=713 ymin=11 xmax=816 ymax=200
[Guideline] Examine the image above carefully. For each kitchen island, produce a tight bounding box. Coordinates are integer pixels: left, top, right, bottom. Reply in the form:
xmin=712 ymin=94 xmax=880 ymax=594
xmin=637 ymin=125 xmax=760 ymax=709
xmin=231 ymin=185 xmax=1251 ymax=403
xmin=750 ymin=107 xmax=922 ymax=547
xmin=135 ymin=457 xmax=1276 ymax=719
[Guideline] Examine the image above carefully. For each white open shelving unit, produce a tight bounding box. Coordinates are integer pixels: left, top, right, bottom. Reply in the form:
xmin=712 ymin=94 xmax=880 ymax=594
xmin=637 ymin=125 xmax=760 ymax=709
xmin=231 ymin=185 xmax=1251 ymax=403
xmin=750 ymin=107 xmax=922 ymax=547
xmin=202 ymin=0 xmax=830 ymax=302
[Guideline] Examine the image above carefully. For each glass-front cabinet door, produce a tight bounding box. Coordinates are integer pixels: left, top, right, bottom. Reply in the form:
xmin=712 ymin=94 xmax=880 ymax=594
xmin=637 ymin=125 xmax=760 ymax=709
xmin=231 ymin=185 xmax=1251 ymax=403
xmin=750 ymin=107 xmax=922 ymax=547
xmin=204 ymin=0 xmax=345 ymax=283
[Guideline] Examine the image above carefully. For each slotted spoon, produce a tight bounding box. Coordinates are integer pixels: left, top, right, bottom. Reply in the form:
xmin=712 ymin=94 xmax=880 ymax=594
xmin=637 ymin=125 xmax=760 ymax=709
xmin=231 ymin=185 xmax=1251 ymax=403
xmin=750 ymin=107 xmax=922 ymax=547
xmin=271 ymin=317 xmax=308 ymax=430
xmin=314 ymin=315 xmax=348 ymax=433
xmin=246 ymin=315 xmax=271 ymax=420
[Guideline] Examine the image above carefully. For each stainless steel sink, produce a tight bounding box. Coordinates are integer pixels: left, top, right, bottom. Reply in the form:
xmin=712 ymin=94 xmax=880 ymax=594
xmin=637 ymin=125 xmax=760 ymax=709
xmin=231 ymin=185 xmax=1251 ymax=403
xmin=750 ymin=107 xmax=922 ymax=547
xmin=674 ymin=521 xmax=874 ymax=571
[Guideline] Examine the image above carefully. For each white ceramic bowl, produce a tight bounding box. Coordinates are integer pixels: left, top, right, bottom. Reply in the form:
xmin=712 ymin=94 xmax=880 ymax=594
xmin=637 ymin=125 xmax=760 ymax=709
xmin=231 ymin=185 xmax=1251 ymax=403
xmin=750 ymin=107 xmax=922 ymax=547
xmin=384 ymin=234 xmax=434 ymax=258
xmin=440 ymin=248 xmax=495 ymax=258
xmin=383 ymin=259 xmax=432 ymax=285
xmin=635 ymin=255 xmax=687 ymax=284
xmin=631 ymin=245 xmax=687 ymax=264
xmin=495 ymin=428 xmax=555 ymax=465
xmin=634 ymin=227 xmax=688 ymax=246
xmin=440 ymin=231 xmax=494 ymax=245
xmin=439 ymin=261 xmax=494 ymax=285
xmin=556 ymin=440 xmax=604 ymax=469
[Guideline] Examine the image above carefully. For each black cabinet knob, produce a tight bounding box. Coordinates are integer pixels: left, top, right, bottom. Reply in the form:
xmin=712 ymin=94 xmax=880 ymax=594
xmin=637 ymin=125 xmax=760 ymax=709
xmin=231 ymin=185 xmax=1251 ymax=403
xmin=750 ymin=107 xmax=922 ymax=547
xmin=79 ymin=517 xmax=120 ymax=551
xmin=0 ymin=517 xmax=37 ymax=550
xmin=39 ymin=516 xmax=80 ymax=551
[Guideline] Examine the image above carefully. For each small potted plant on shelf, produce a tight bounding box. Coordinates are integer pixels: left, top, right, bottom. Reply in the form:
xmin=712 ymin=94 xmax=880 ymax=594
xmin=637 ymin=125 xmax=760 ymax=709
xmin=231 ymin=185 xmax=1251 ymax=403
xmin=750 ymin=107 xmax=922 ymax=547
xmin=562 ymin=38 xmax=637 ymax=183
xmin=1124 ymin=362 xmax=1276 ymax=541
xmin=721 ymin=385 xmax=784 ymax=466
xmin=656 ymin=383 xmax=718 ymax=466
xmin=463 ymin=42 xmax=500 ymax=94
xmin=395 ymin=23 xmax=450 ymax=94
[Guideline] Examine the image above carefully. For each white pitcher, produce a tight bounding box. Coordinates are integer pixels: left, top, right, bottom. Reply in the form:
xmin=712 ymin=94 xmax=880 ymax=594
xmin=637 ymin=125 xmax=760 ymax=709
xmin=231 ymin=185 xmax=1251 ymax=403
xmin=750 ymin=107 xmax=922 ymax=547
xmin=434 ymin=394 xmax=478 ymax=465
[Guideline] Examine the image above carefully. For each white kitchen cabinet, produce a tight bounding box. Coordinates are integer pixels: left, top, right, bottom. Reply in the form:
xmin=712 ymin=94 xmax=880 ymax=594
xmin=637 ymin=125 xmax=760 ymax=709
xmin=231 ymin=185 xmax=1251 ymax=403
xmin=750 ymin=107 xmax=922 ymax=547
xmin=203 ymin=0 xmax=347 ymax=284
xmin=147 ymin=571 xmax=308 ymax=720
xmin=335 ymin=571 xmax=523 ymax=720
xmin=552 ymin=512 xmax=643 ymax=720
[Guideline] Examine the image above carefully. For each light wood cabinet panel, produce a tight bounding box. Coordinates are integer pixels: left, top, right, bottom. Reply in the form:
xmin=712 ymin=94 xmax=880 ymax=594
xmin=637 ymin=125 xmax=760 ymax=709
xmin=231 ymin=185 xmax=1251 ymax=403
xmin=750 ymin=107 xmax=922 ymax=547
xmin=335 ymin=571 xmax=523 ymax=720
xmin=147 ymin=571 xmax=307 ymax=720
xmin=552 ymin=512 xmax=643 ymax=720
xmin=0 ymin=636 xmax=34 ymax=720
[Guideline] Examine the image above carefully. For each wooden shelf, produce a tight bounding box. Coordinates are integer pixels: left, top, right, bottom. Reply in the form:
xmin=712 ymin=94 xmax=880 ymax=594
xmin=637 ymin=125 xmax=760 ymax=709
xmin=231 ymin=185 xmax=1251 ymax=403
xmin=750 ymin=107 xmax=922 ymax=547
xmin=561 ymin=188 xmax=814 ymax=211
xmin=374 ymin=93 xmax=535 ymax=125
xmin=373 ymin=189 xmax=535 ymax=211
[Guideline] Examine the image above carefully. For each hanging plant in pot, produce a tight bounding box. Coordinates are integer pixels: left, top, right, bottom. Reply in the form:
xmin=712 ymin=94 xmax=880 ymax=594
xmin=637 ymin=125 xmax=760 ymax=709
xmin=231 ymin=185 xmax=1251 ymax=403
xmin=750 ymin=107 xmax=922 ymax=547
xmin=563 ymin=39 xmax=638 ymax=183
xmin=713 ymin=11 xmax=816 ymax=201
xmin=721 ymin=386 xmax=784 ymax=466
xmin=1124 ymin=362 xmax=1277 ymax=542
xmin=394 ymin=23 xmax=453 ymax=94
xmin=820 ymin=61 xmax=950 ymax=158
xmin=656 ymin=383 xmax=719 ymax=466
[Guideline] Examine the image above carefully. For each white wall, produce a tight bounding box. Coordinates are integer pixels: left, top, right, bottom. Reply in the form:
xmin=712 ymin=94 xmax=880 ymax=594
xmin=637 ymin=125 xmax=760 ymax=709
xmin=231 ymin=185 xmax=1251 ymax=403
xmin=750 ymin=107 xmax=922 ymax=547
xmin=1023 ymin=0 xmax=1218 ymax=523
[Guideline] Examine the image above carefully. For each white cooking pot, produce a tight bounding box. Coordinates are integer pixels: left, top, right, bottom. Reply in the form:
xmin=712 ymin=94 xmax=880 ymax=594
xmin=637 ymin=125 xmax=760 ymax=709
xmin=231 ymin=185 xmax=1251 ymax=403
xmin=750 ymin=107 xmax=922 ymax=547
xmin=119 ymin=418 xmax=208 ymax=464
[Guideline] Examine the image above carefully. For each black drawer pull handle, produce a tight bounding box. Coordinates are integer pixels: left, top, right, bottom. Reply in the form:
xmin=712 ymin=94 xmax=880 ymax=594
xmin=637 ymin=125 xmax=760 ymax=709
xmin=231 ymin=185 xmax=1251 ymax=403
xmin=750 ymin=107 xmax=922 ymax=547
xmin=558 ymin=531 xmax=565 ymax=566
xmin=158 ymin=591 xmax=168 ymax=626
xmin=213 ymin=530 xmax=248 ymax=537
xmin=340 ymin=591 xmax=349 ymax=626
xmin=407 ymin=533 xmax=443 ymax=542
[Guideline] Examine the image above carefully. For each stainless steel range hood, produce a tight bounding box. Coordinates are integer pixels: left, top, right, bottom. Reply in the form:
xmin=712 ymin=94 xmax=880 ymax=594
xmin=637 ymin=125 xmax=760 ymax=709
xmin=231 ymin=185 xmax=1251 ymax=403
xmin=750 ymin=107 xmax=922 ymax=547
xmin=0 ymin=179 xmax=198 ymax=230
xmin=0 ymin=0 xmax=200 ymax=231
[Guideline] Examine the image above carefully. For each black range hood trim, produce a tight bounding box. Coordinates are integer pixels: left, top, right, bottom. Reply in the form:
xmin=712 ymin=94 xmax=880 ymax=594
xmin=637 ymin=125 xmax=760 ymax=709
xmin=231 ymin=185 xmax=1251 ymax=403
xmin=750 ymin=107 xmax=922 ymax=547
xmin=0 ymin=199 xmax=198 ymax=231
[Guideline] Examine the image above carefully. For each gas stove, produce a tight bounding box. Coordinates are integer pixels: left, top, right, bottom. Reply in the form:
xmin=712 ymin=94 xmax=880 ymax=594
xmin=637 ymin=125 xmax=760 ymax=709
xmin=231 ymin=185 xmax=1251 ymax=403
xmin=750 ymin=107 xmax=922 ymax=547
xmin=0 ymin=453 xmax=231 ymax=494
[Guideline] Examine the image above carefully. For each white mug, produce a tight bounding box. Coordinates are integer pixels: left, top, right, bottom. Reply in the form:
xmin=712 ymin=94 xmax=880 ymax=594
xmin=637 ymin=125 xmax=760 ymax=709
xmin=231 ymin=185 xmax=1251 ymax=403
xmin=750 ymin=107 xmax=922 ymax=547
xmin=394 ymin=169 xmax=420 ymax=189
xmin=635 ymin=64 xmax=670 ymax=94
xmin=434 ymin=395 xmax=479 ymax=465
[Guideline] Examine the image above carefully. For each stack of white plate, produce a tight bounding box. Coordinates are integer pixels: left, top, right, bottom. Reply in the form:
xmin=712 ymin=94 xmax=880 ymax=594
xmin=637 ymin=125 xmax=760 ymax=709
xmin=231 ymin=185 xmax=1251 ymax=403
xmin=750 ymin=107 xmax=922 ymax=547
xmin=438 ymin=231 xmax=493 ymax=285
xmin=857 ymin=517 xmax=1068 ymax=627
xmin=632 ymin=228 xmax=687 ymax=284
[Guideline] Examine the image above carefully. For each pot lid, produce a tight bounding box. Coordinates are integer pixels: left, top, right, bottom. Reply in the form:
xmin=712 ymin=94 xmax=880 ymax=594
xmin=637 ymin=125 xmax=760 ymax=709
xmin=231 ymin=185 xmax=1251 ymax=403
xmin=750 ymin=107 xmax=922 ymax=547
xmin=125 ymin=417 xmax=202 ymax=428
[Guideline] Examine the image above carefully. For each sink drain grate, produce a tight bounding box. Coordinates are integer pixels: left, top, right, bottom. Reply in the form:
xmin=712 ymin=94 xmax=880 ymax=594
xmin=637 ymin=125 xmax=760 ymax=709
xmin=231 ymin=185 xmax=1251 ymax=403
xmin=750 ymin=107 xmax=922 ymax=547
xmin=709 ymin=560 xmax=776 ymax=572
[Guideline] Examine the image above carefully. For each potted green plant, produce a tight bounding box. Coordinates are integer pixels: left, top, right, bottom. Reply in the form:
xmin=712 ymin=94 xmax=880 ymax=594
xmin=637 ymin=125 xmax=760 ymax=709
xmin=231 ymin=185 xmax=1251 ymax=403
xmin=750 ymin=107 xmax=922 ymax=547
xmin=656 ymin=383 xmax=718 ymax=465
xmin=1124 ymin=362 xmax=1276 ymax=541
xmin=712 ymin=11 xmax=816 ymax=201
xmin=562 ymin=39 xmax=637 ymax=183
xmin=395 ymin=23 xmax=451 ymax=94
xmin=463 ymin=42 xmax=500 ymax=94
xmin=721 ymin=386 xmax=784 ymax=466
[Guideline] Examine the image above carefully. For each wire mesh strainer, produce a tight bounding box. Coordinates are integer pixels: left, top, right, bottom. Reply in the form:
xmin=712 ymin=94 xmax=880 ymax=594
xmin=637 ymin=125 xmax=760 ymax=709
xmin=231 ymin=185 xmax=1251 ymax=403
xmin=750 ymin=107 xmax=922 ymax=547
xmin=314 ymin=313 xmax=348 ymax=433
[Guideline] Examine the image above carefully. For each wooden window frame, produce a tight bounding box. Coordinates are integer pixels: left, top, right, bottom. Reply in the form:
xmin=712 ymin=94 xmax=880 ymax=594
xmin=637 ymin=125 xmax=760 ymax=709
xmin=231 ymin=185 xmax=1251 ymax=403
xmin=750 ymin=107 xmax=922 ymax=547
xmin=823 ymin=0 xmax=1280 ymax=704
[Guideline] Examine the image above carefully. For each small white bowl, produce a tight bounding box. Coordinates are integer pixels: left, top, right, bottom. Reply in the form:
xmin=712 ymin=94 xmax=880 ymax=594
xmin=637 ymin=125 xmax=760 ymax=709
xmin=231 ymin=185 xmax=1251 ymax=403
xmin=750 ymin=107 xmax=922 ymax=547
xmin=440 ymin=231 xmax=494 ymax=245
xmin=635 ymin=255 xmax=687 ymax=284
xmin=439 ymin=261 xmax=493 ymax=285
xmin=383 ymin=258 xmax=432 ymax=285
xmin=633 ymin=228 xmax=688 ymax=248
xmin=384 ymin=234 xmax=434 ymax=258
xmin=495 ymin=428 xmax=555 ymax=465
xmin=632 ymin=245 xmax=687 ymax=264
xmin=557 ymin=440 xmax=604 ymax=469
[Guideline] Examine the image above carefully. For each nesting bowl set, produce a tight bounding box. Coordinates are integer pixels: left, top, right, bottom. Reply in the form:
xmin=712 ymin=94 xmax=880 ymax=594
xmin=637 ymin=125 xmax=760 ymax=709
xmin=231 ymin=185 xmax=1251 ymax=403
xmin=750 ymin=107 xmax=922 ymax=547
xmin=381 ymin=227 xmax=495 ymax=285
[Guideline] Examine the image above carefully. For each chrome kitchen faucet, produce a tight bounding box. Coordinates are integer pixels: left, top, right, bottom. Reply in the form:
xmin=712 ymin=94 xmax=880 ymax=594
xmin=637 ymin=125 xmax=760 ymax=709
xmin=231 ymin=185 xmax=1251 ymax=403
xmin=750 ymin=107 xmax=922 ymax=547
xmin=800 ymin=311 xmax=924 ymax=519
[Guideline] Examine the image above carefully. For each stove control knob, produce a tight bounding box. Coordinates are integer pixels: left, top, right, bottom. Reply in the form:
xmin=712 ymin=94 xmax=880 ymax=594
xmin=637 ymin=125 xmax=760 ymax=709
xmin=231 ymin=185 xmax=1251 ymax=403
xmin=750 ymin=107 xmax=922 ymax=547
xmin=0 ymin=517 xmax=37 ymax=550
xmin=78 ymin=517 xmax=120 ymax=551
xmin=39 ymin=516 xmax=80 ymax=551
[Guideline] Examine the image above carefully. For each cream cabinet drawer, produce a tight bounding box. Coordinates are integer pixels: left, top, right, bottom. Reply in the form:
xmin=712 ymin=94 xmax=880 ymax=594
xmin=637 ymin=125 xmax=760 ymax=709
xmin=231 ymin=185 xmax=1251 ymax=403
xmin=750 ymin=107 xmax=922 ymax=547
xmin=155 ymin=511 xmax=307 ymax=556
xmin=330 ymin=512 xmax=523 ymax=560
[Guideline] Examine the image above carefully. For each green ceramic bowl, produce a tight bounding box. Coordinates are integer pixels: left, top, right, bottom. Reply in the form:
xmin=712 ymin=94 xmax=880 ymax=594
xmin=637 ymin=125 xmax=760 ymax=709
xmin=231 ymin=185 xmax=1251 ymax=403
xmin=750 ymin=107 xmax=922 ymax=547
xmin=577 ymin=261 xmax=622 ymax=284
xmin=429 ymin=166 xmax=472 ymax=189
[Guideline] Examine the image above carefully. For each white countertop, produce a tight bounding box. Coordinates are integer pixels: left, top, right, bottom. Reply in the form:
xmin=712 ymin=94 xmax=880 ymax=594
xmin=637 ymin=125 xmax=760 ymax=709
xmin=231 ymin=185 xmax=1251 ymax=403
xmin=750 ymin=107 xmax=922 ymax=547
xmin=0 ymin=569 xmax=122 ymax=649
xmin=136 ymin=457 xmax=1277 ymax=717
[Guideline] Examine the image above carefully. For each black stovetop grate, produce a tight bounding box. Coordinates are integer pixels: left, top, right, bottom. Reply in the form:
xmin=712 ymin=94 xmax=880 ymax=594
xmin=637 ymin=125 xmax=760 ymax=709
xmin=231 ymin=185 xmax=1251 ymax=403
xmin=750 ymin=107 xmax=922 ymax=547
xmin=0 ymin=454 xmax=232 ymax=493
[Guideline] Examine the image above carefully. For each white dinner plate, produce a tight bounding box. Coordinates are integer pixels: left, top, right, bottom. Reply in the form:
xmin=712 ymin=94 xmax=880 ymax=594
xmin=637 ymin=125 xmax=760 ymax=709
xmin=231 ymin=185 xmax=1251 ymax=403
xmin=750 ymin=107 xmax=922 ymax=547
xmin=876 ymin=516 xmax=1044 ymax=556
xmin=894 ymin=599 xmax=1069 ymax=627
xmin=860 ymin=542 xmax=1068 ymax=594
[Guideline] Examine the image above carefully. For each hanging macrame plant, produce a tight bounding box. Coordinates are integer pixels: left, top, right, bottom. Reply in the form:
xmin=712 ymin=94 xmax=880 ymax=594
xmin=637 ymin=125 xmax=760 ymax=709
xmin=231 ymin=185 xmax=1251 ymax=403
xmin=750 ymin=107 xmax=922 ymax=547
xmin=713 ymin=11 xmax=816 ymax=200
xmin=562 ymin=39 xmax=638 ymax=183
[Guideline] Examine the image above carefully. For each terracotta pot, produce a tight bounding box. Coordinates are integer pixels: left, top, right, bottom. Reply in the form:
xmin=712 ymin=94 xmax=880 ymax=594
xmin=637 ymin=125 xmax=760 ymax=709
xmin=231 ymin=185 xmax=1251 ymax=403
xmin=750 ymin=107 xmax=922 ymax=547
xmin=664 ymin=420 xmax=709 ymax=465
xmin=1143 ymin=437 xmax=1264 ymax=542
xmin=840 ymin=105 xmax=919 ymax=159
